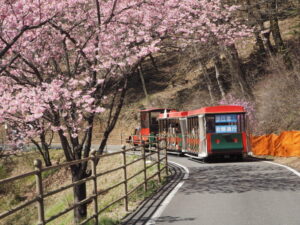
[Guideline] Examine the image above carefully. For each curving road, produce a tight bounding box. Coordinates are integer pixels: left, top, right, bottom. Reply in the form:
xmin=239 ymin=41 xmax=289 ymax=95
xmin=122 ymin=155 xmax=300 ymax=225
xmin=154 ymin=156 xmax=300 ymax=225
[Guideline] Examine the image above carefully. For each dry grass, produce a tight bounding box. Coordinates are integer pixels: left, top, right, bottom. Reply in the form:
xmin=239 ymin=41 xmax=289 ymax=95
xmin=253 ymin=54 xmax=300 ymax=135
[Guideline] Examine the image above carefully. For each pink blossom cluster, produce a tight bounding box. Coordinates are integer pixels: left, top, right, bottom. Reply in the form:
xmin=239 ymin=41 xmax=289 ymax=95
xmin=0 ymin=0 xmax=86 ymax=54
xmin=0 ymin=0 xmax=251 ymax=146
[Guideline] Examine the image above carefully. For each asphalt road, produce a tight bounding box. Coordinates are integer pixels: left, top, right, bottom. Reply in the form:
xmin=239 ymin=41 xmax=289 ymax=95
xmin=153 ymin=156 xmax=300 ymax=225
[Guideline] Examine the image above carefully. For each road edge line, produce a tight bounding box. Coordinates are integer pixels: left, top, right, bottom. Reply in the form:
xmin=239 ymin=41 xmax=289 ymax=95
xmin=264 ymin=161 xmax=300 ymax=177
xmin=145 ymin=161 xmax=190 ymax=225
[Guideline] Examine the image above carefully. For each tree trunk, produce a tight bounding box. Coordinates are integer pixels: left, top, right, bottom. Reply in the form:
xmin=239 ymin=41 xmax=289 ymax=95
xmin=213 ymin=56 xmax=226 ymax=99
xmin=250 ymin=0 xmax=275 ymax=56
xmin=138 ymin=65 xmax=150 ymax=107
xmin=31 ymin=138 xmax=52 ymax=167
xmin=224 ymin=44 xmax=253 ymax=99
xmin=72 ymin=168 xmax=88 ymax=224
xmin=40 ymin=133 xmax=52 ymax=167
xmin=98 ymin=77 xmax=128 ymax=154
xmin=254 ymin=29 xmax=267 ymax=55
xmin=244 ymin=0 xmax=266 ymax=55
xmin=261 ymin=30 xmax=275 ymax=56
xmin=269 ymin=0 xmax=293 ymax=68
xmin=199 ymin=61 xmax=215 ymax=104
xmin=269 ymin=0 xmax=285 ymax=52
xmin=193 ymin=44 xmax=215 ymax=103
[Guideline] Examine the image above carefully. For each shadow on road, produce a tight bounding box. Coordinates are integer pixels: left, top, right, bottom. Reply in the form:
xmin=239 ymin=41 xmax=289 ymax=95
xmin=156 ymin=216 xmax=196 ymax=223
xmin=180 ymin=163 xmax=300 ymax=195
xmin=121 ymin=164 xmax=186 ymax=225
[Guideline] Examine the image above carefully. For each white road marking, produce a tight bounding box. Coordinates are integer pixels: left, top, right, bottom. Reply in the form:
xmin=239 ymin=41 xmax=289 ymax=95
xmin=264 ymin=161 xmax=300 ymax=177
xmin=145 ymin=161 xmax=190 ymax=225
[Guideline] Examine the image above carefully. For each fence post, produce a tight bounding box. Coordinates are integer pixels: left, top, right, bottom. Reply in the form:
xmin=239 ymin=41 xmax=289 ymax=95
xmin=142 ymin=141 xmax=148 ymax=192
xmin=90 ymin=150 xmax=99 ymax=224
xmin=157 ymin=144 xmax=162 ymax=183
xmin=122 ymin=145 xmax=129 ymax=211
xmin=34 ymin=159 xmax=45 ymax=225
xmin=165 ymin=146 xmax=169 ymax=176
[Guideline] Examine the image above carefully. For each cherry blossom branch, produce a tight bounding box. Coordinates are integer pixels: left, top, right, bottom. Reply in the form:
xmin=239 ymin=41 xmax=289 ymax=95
xmin=0 ymin=19 xmax=52 ymax=59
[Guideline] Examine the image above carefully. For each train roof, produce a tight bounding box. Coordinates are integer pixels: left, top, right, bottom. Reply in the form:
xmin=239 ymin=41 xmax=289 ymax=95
xmin=158 ymin=111 xmax=188 ymax=119
xmin=187 ymin=105 xmax=246 ymax=116
xmin=140 ymin=108 xmax=173 ymax=112
xmin=157 ymin=105 xmax=246 ymax=119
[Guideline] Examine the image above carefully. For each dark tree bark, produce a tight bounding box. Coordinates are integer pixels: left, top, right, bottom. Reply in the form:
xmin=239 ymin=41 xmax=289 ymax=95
xmin=98 ymin=76 xmax=128 ymax=154
xmin=254 ymin=29 xmax=267 ymax=55
xmin=31 ymin=139 xmax=52 ymax=167
xmin=224 ymin=44 xmax=253 ymax=99
xmin=71 ymin=167 xmax=89 ymax=223
xmin=269 ymin=0 xmax=285 ymax=52
xmin=268 ymin=0 xmax=293 ymax=68
xmin=30 ymin=130 xmax=53 ymax=167
xmin=244 ymin=0 xmax=267 ymax=55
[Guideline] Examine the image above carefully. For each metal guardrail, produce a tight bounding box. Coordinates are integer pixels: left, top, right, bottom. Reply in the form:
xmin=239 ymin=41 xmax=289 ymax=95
xmin=0 ymin=143 xmax=169 ymax=225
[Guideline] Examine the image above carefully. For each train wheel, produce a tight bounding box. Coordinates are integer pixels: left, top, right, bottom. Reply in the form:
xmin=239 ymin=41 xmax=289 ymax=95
xmin=203 ymin=156 xmax=211 ymax=163
xmin=236 ymin=154 xmax=244 ymax=162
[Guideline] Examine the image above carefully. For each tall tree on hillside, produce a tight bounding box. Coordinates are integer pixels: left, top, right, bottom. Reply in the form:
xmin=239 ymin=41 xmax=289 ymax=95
xmin=0 ymin=0 xmax=251 ymax=222
xmin=213 ymin=55 xmax=226 ymax=99
xmin=241 ymin=0 xmax=294 ymax=67
xmin=224 ymin=44 xmax=253 ymax=99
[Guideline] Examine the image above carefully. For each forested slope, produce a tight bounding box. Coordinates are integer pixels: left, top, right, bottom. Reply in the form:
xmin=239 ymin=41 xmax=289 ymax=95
xmin=118 ymin=1 xmax=300 ymax=136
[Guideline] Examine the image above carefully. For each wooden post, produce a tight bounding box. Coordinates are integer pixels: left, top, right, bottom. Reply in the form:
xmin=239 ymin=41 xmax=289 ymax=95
xmin=165 ymin=146 xmax=169 ymax=176
xmin=157 ymin=144 xmax=162 ymax=183
xmin=142 ymin=141 xmax=148 ymax=192
xmin=90 ymin=150 xmax=99 ymax=224
xmin=34 ymin=159 xmax=45 ymax=225
xmin=122 ymin=145 xmax=129 ymax=211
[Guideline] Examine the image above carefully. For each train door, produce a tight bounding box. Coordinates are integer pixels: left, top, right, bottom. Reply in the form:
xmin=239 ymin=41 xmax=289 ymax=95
xmin=198 ymin=115 xmax=208 ymax=158
xmin=179 ymin=118 xmax=188 ymax=152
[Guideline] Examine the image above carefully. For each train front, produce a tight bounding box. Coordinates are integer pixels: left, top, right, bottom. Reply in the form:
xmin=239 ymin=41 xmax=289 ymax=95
xmin=204 ymin=106 xmax=249 ymax=160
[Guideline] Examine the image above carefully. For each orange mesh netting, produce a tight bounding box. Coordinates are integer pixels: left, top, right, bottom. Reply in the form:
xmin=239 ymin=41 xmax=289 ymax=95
xmin=251 ymin=131 xmax=300 ymax=157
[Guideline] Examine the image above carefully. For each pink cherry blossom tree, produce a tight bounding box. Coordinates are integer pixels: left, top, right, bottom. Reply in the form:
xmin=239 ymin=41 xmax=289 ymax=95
xmin=0 ymin=0 xmax=251 ymax=222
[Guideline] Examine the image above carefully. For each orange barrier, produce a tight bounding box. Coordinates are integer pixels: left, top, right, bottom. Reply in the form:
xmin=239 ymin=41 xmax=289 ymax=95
xmin=251 ymin=131 xmax=300 ymax=157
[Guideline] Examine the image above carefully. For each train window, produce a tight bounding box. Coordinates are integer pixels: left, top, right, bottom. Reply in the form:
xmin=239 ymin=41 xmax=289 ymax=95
xmin=206 ymin=115 xmax=215 ymax=133
xmin=215 ymin=114 xmax=237 ymax=123
xmin=141 ymin=112 xmax=149 ymax=128
xmin=215 ymin=125 xmax=237 ymax=133
xmin=150 ymin=112 xmax=160 ymax=125
xmin=237 ymin=114 xmax=246 ymax=132
xmin=211 ymin=113 xmax=246 ymax=133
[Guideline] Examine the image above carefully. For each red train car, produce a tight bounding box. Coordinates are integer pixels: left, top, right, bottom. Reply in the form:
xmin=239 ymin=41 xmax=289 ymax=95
xmin=157 ymin=111 xmax=188 ymax=154
xmin=129 ymin=108 xmax=173 ymax=146
xmin=158 ymin=105 xmax=251 ymax=160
